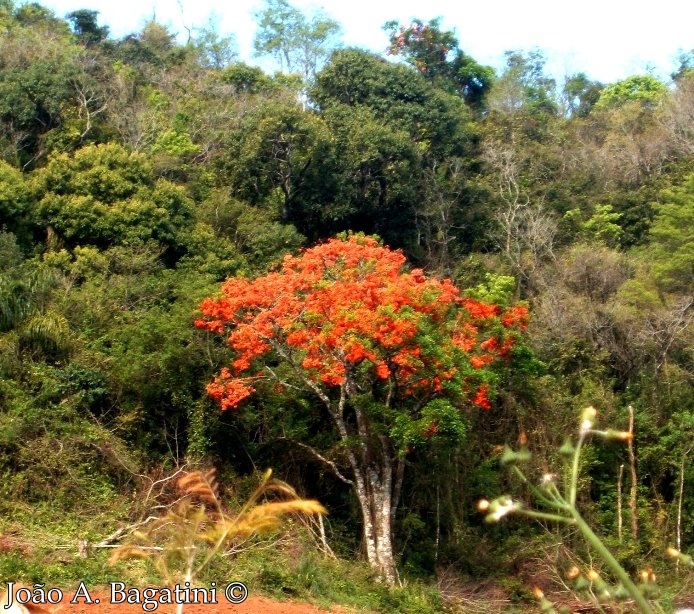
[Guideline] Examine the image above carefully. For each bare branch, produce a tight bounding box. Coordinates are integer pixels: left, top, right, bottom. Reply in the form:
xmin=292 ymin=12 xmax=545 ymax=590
xmin=94 ymin=516 xmax=161 ymax=547
xmin=276 ymin=436 xmax=353 ymax=485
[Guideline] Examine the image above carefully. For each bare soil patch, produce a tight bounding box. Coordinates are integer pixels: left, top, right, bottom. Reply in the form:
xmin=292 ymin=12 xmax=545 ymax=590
xmin=3 ymin=588 xmax=348 ymax=614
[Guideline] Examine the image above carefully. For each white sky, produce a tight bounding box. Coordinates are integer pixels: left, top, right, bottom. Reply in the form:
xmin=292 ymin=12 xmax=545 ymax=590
xmin=41 ymin=0 xmax=694 ymax=84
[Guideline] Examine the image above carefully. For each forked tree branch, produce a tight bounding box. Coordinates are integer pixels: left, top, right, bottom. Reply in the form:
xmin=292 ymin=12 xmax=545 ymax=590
xmin=276 ymin=436 xmax=353 ymax=485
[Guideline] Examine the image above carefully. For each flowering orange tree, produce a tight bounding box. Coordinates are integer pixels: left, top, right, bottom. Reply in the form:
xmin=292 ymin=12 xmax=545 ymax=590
xmin=195 ymin=234 xmax=528 ymax=583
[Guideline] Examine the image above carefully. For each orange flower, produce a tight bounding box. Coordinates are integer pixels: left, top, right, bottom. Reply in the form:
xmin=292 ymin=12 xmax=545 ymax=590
xmin=501 ymin=305 xmax=529 ymax=329
xmin=470 ymin=355 xmax=494 ymax=369
xmin=480 ymin=337 xmax=499 ymax=351
xmin=197 ymin=236 xmax=528 ymax=413
xmin=473 ymin=384 xmax=492 ymax=410
xmin=375 ymin=363 xmax=391 ymax=379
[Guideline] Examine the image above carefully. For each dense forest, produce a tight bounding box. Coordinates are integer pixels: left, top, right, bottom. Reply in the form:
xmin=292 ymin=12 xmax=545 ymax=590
xmin=0 ymin=0 xmax=692 ymax=611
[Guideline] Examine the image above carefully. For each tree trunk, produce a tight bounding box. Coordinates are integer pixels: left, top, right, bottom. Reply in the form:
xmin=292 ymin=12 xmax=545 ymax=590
xmin=350 ymin=460 xmax=398 ymax=585
xmin=627 ymin=405 xmax=638 ymax=540
xmin=322 ymin=384 xmax=399 ymax=585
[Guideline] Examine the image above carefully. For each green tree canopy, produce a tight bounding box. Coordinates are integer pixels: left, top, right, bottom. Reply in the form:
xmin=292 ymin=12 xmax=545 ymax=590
xmin=223 ymin=98 xmax=331 ymax=218
xmin=30 ymin=143 xmax=194 ymax=251
xmin=0 ymin=15 xmax=82 ymax=165
xmin=0 ymin=160 xmax=30 ymax=227
xmin=562 ymin=72 xmax=603 ymax=117
xmin=306 ymin=49 xmax=476 ymax=251
xmin=311 ymin=48 xmax=472 ymax=158
xmin=66 ymin=9 xmax=109 ymax=45
xmin=595 ymin=74 xmax=667 ymax=110
xmin=647 ymin=173 xmax=694 ymax=292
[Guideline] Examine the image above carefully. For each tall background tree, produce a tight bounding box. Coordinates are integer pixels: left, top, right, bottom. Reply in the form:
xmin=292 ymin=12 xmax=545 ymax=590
xmin=384 ymin=18 xmax=494 ymax=110
xmin=253 ymin=0 xmax=341 ymax=80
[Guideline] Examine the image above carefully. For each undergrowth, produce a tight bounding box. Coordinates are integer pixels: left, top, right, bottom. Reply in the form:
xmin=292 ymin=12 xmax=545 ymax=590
xmin=0 ymin=464 xmax=445 ymax=614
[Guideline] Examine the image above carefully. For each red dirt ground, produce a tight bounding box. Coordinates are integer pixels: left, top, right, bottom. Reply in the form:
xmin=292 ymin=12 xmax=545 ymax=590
xmin=3 ymin=588 xmax=349 ymax=614
xmin=72 ymin=592 xmax=344 ymax=613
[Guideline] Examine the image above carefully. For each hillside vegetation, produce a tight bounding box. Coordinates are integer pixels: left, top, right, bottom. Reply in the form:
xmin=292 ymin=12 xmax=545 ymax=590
xmin=0 ymin=2 xmax=691 ymax=611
